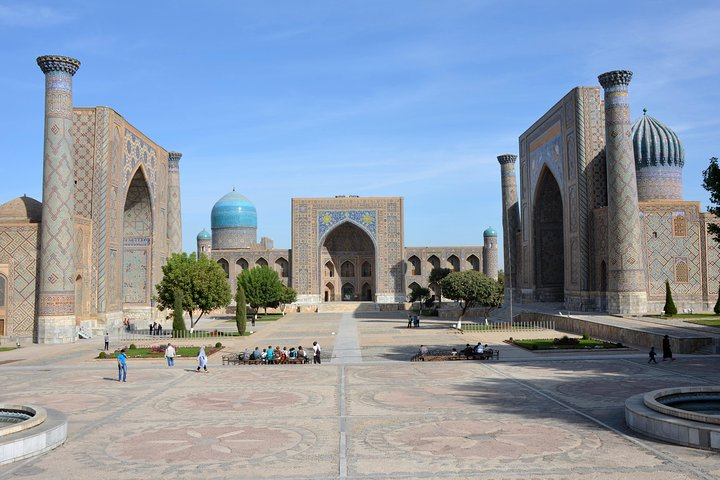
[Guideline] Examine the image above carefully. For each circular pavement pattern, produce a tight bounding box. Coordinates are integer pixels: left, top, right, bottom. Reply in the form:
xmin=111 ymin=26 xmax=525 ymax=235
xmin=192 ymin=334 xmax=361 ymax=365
xmin=368 ymin=418 xmax=582 ymax=459
xmin=166 ymin=390 xmax=316 ymax=412
xmin=109 ymin=424 xmax=312 ymax=465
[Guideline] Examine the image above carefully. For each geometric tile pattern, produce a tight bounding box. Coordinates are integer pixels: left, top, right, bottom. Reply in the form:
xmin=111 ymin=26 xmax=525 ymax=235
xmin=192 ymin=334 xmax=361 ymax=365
xmin=0 ymin=226 xmax=39 ymax=335
xmin=71 ymin=109 xmax=95 ymax=218
xmin=598 ymin=71 xmax=647 ymax=302
xmin=91 ymin=108 xmax=110 ymax=313
xmin=292 ymin=198 xmax=404 ymax=301
xmin=167 ymin=152 xmax=182 ymax=254
xmin=123 ymin=170 xmax=152 ymax=305
xmin=37 ymin=64 xmax=78 ymax=318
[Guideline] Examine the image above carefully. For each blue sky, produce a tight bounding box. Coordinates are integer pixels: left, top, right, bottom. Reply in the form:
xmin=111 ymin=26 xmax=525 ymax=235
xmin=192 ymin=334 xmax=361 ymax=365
xmin=1 ymin=0 xmax=718 ymax=261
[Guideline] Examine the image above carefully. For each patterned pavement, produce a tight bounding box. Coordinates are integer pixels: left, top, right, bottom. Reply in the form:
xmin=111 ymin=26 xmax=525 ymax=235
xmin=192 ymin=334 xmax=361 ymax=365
xmin=1 ymin=311 xmax=719 ymax=479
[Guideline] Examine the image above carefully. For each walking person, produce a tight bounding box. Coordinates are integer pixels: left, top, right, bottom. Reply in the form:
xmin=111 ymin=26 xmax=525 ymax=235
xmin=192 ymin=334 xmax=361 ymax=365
xmin=196 ymin=346 xmax=208 ymax=372
xmin=117 ymin=348 xmax=127 ymax=382
xmin=103 ymin=332 xmax=110 ymax=351
xmin=165 ymin=343 xmax=176 ymax=367
xmin=252 ymin=313 xmax=257 ymax=328
xmin=312 ymin=341 xmax=321 ymax=364
xmin=662 ymin=335 xmax=675 ymax=361
xmin=648 ymin=346 xmax=658 ymax=364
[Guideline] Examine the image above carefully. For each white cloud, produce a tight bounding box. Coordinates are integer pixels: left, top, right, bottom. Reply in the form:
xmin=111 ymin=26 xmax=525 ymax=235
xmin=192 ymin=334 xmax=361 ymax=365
xmin=0 ymin=3 xmax=72 ymax=27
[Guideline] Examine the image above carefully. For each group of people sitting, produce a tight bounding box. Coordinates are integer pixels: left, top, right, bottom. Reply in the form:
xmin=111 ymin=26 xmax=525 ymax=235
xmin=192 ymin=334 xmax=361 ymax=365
xmin=241 ymin=343 xmax=320 ymax=364
xmin=456 ymin=342 xmax=493 ymax=359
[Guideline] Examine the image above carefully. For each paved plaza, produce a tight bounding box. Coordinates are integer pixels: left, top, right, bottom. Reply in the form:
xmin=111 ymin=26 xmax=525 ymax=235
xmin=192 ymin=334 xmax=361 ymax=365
xmin=1 ymin=311 xmax=719 ymax=479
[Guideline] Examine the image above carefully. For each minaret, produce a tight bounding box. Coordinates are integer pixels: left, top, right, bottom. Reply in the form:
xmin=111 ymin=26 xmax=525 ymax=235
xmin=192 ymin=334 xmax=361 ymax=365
xmin=482 ymin=227 xmax=498 ymax=280
xmin=497 ymin=154 xmax=520 ymax=294
xmin=36 ymin=55 xmax=81 ymax=343
xmin=598 ymin=70 xmax=647 ymax=315
xmin=167 ymin=151 xmax=182 ymax=254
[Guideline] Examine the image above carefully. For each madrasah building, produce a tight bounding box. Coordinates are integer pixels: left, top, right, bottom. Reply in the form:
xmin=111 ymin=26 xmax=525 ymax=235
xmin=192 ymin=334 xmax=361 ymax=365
xmin=0 ymin=56 xmax=182 ymax=343
xmin=197 ymin=194 xmax=498 ymax=309
xmin=499 ymin=69 xmax=719 ymax=315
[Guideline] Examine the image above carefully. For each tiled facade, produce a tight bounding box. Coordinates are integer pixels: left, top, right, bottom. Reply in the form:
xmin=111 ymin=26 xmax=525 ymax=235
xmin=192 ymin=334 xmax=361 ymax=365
xmin=0 ymin=56 xmax=182 ymax=343
xmin=504 ymin=71 xmax=719 ymax=313
xmin=201 ymin=196 xmax=497 ymax=307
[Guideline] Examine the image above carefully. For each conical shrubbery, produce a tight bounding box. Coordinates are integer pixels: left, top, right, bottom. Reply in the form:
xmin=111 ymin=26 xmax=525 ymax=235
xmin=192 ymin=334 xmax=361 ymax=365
xmin=663 ymin=280 xmax=677 ymax=316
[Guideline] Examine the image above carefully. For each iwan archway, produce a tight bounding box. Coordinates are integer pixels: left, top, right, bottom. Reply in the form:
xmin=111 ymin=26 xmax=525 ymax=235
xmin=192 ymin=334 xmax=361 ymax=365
xmin=320 ymin=222 xmax=375 ymax=302
xmin=533 ymin=167 xmax=564 ymax=301
xmin=122 ymin=168 xmax=153 ymax=320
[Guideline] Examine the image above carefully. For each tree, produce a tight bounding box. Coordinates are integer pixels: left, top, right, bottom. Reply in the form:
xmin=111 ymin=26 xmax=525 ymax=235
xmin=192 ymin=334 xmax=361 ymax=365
xmin=702 ymin=157 xmax=720 ymax=244
xmin=714 ymin=285 xmax=720 ymax=315
xmin=440 ymin=270 xmax=503 ymax=328
xmin=155 ymin=252 xmax=232 ymax=328
xmin=663 ymin=280 xmax=677 ymax=316
xmin=172 ymin=288 xmax=186 ymax=333
xmin=428 ymin=267 xmax=452 ymax=304
xmin=276 ymin=286 xmax=297 ymax=315
xmin=237 ymin=266 xmax=286 ymax=315
xmin=235 ymin=285 xmax=247 ymax=334
xmin=408 ymin=284 xmax=431 ymax=310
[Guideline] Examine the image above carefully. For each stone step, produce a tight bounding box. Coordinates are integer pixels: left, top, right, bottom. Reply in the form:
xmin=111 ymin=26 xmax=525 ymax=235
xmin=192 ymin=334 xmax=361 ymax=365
xmin=317 ymin=302 xmax=377 ymax=313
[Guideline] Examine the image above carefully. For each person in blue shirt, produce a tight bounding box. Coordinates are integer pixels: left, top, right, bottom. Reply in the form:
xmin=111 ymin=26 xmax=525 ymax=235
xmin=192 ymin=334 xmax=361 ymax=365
xmin=117 ymin=348 xmax=127 ymax=382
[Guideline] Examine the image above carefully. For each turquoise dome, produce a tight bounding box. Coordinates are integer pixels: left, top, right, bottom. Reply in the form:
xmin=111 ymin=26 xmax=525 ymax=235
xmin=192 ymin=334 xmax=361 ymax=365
xmin=196 ymin=228 xmax=212 ymax=240
xmin=632 ymin=110 xmax=684 ymax=169
xmin=483 ymin=226 xmax=497 ymax=237
xmin=211 ymin=191 xmax=257 ymax=229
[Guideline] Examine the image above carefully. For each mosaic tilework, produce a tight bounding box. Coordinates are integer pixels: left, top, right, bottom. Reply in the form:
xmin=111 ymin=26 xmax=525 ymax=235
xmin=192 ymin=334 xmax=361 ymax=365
xmin=497 ymin=155 xmax=519 ymax=290
xmin=72 ymin=110 xmax=95 ymax=218
xmin=38 ymin=66 xmax=76 ymax=318
xmin=91 ymin=108 xmax=110 ymax=313
xmin=123 ymin=129 xmax=157 ymax=197
xmin=318 ymin=210 xmax=377 ymax=242
xmin=0 ymin=226 xmax=39 ymax=335
xmin=641 ymin=205 xmax=702 ymax=298
xmin=292 ymin=198 xmax=403 ymax=300
xmin=123 ymin=170 xmax=152 ymax=305
xmin=637 ymin=168 xmax=683 ymax=201
xmin=599 ymin=71 xmax=647 ymax=302
xmin=167 ymin=152 xmax=182 ymax=254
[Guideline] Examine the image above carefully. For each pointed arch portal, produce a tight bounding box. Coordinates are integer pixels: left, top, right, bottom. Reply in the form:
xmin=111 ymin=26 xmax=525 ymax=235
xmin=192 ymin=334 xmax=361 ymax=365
xmin=533 ymin=168 xmax=564 ymax=301
xmin=123 ymin=169 xmax=153 ymax=306
xmin=320 ymin=222 xmax=375 ymax=302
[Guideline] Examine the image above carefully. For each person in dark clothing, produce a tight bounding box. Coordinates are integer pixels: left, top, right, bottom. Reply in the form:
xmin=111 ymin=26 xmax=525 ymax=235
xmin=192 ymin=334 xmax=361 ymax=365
xmin=648 ymin=346 xmax=658 ymax=364
xmin=662 ymin=335 xmax=674 ymax=361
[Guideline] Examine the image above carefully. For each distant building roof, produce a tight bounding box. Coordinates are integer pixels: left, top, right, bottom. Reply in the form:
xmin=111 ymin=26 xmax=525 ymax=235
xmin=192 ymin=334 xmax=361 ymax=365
xmin=0 ymin=196 xmax=42 ymax=223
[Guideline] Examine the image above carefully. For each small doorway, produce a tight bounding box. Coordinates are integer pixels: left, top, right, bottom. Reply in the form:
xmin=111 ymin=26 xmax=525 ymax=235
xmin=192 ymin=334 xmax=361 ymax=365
xmin=342 ymin=283 xmax=355 ymax=301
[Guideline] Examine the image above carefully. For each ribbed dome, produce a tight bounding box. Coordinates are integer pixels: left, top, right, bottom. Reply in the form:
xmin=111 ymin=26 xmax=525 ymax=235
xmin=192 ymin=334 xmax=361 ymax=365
xmin=211 ymin=191 xmax=257 ymax=229
xmin=196 ymin=229 xmax=212 ymax=240
xmin=632 ymin=111 xmax=684 ymax=169
xmin=483 ymin=226 xmax=497 ymax=237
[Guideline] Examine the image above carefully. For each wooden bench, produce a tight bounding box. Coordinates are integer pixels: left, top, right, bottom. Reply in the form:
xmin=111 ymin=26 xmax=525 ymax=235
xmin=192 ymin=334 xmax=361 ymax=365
xmin=411 ymin=349 xmax=499 ymax=362
xmin=222 ymin=353 xmax=240 ymax=365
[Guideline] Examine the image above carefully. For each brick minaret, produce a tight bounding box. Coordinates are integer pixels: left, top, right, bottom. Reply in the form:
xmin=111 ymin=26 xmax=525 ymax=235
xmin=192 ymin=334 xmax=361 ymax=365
xmin=482 ymin=227 xmax=498 ymax=280
xmin=167 ymin=151 xmax=183 ymax=254
xmin=36 ymin=55 xmax=81 ymax=343
xmin=498 ymin=154 xmax=520 ymax=295
xmin=598 ymin=70 xmax=647 ymax=315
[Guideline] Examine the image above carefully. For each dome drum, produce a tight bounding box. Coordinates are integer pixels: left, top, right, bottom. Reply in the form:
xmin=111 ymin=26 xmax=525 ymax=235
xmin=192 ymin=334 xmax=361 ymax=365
xmin=212 ymin=226 xmax=257 ymax=251
xmin=632 ymin=112 xmax=685 ymax=202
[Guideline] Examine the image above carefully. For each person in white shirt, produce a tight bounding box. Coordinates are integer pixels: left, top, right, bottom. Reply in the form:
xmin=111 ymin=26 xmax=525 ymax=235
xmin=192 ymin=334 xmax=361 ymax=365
xmin=164 ymin=343 xmax=176 ymax=367
xmin=312 ymin=341 xmax=322 ymax=364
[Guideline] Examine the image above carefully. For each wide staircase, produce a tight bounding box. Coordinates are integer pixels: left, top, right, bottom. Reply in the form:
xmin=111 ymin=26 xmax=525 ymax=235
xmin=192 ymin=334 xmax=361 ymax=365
xmin=317 ymin=301 xmax=377 ymax=313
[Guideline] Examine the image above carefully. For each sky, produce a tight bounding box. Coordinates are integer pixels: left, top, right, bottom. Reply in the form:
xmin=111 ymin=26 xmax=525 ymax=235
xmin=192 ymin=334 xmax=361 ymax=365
xmin=1 ymin=0 xmax=718 ymax=262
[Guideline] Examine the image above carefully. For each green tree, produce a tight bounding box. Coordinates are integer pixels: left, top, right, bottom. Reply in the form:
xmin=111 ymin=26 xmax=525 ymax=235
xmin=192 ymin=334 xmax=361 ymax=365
xmin=714 ymin=285 xmax=720 ymax=315
xmin=408 ymin=284 xmax=431 ymax=310
xmin=428 ymin=267 xmax=452 ymax=304
xmin=237 ymin=266 xmax=285 ymax=315
xmin=276 ymin=286 xmax=297 ymax=315
xmin=235 ymin=285 xmax=247 ymax=334
xmin=663 ymin=280 xmax=677 ymax=316
xmin=702 ymin=156 xmax=720 ymax=244
xmin=172 ymin=288 xmax=186 ymax=333
xmin=440 ymin=270 xmax=503 ymax=327
xmin=155 ymin=252 xmax=232 ymax=328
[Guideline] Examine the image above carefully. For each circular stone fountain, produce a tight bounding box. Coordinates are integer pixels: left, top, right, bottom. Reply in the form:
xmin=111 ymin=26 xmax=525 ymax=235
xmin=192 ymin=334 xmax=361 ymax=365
xmin=625 ymin=386 xmax=720 ymax=451
xmin=0 ymin=404 xmax=67 ymax=465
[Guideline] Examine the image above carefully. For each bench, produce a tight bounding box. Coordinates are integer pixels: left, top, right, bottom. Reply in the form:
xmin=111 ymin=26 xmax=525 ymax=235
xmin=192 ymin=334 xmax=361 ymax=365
xmin=411 ymin=349 xmax=499 ymax=362
xmin=222 ymin=353 xmax=240 ymax=365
